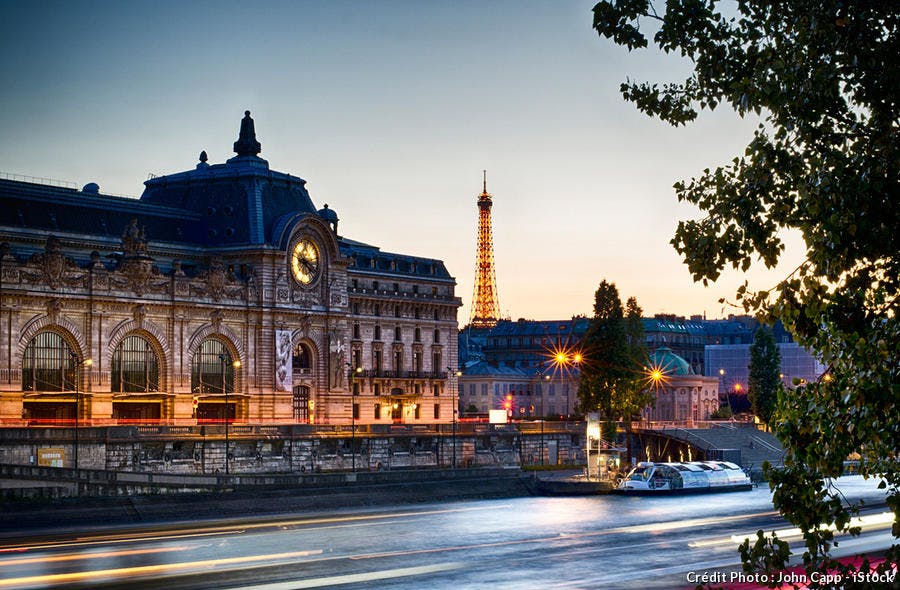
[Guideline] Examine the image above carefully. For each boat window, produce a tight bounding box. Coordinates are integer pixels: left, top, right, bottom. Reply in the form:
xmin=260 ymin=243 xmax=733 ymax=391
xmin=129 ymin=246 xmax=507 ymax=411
xmin=629 ymin=466 xmax=653 ymax=481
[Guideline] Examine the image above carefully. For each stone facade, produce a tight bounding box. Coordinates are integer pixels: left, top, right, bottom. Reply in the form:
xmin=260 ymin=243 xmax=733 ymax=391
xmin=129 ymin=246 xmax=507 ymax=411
xmin=0 ymin=112 xmax=461 ymax=427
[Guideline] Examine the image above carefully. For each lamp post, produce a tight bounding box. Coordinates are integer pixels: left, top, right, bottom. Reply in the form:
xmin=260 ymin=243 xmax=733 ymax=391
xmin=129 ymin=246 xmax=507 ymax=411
xmin=448 ymin=367 xmax=461 ymax=469
xmin=218 ymin=354 xmax=240 ymax=475
xmin=69 ymin=353 xmax=92 ymax=471
xmin=541 ymin=373 xmax=549 ymax=466
xmin=346 ymin=362 xmax=362 ymax=471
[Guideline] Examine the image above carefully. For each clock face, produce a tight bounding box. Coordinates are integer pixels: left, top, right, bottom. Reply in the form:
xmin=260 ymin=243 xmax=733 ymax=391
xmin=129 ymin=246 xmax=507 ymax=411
xmin=291 ymin=239 xmax=320 ymax=285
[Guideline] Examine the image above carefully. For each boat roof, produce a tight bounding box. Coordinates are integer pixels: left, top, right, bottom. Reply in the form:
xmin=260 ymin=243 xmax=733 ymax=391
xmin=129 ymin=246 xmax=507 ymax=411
xmin=636 ymin=461 xmax=742 ymax=471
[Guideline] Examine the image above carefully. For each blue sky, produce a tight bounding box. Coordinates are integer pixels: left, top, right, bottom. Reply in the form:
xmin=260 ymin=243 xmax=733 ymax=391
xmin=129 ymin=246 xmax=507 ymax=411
xmin=0 ymin=1 xmax=803 ymax=321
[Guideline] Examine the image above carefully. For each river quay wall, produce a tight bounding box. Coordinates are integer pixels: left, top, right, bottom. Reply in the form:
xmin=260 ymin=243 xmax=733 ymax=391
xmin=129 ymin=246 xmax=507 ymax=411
xmin=0 ymin=422 xmax=584 ymax=499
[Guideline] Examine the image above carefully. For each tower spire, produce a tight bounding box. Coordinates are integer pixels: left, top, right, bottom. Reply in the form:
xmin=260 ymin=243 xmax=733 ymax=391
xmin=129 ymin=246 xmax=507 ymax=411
xmin=470 ymin=172 xmax=500 ymax=328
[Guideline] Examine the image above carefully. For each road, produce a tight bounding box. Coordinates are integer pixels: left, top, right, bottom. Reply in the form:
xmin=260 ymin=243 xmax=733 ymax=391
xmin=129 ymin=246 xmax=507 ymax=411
xmin=0 ymin=476 xmax=891 ymax=589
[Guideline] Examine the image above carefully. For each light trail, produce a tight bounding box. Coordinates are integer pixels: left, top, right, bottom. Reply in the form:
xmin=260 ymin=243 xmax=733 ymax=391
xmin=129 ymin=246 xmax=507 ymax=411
xmin=730 ymin=510 xmax=895 ymax=544
xmin=0 ymin=509 xmax=776 ymax=588
xmin=0 ymin=545 xmax=190 ymax=567
xmin=0 ymin=504 xmax=509 ymax=554
xmin=350 ymin=510 xmax=778 ymax=560
xmin=0 ymin=548 xmax=324 ymax=588
xmin=225 ymin=563 xmax=464 ymax=590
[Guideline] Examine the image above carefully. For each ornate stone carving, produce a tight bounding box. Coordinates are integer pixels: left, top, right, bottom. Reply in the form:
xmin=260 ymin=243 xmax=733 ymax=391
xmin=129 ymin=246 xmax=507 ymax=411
xmin=46 ymin=298 xmax=61 ymax=323
xmin=113 ymin=220 xmax=167 ymax=296
xmin=275 ymin=270 xmax=289 ymax=303
xmin=172 ymin=261 xmax=190 ymax=296
xmin=121 ymin=219 xmax=147 ymax=256
xmin=205 ymin=257 xmax=227 ymax=301
xmin=193 ymin=257 xmax=243 ymax=302
xmin=133 ymin=304 xmax=146 ymax=327
xmin=210 ymin=309 xmax=223 ymax=331
xmin=299 ymin=314 xmax=312 ymax=339
xmin=245 ymin=266 xmax=259 ymax=302
xmin=21 ymin=236 xmax=82 ymax=290
xmin=0 ymin=242 xmax=18 ymax=284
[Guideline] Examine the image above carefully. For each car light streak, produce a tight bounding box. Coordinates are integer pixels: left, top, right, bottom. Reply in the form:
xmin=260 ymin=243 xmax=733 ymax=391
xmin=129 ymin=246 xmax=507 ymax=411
xmin=0 ymin=530 xmax=239 ymax=554
xmin=224 ymin=563 xmax=463 ymax=590
xmin=0 ymin=504 xmax=507 ymax=554
xmin=0 ymin=548 xmax=324 ymax=588
xmin=730 ymin=511 xmax=895 ymax=544
xmin=0 ymin=545 xmax=190 ymax=567
xmin=351 ymin=511 xmax=777 ymax=561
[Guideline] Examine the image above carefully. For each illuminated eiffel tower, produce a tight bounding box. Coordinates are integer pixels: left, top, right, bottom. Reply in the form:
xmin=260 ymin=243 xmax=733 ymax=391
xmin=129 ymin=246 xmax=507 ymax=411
xmin=469 ymin=171 xmax=500 ymax=328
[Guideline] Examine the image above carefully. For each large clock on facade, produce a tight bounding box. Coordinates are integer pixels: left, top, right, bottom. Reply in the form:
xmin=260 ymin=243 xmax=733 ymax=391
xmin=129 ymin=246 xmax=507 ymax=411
xmin=291 ymin=238 xmax=320 ymax=285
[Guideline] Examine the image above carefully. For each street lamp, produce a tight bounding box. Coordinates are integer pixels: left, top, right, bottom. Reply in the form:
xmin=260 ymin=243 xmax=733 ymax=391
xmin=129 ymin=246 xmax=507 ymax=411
xmin=346 ymin=362 xmax=362 ymax=471
xmin=218 ymin=354 xmax=241 ymax=475
xmin=69 ymin=353 xmax=92 ymax=471
xmin=448 ymin=367 xmax=461 ymax=469
xmin=541 ymin=373 xmax=550 ymax=465
xmin=534 ymin=369 xmax=551 ymax=466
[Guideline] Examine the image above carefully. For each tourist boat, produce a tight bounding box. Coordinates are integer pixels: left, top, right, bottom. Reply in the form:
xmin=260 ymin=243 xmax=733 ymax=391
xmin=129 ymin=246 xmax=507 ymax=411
xmin=615 ymin=461 xmax=752 ymax=494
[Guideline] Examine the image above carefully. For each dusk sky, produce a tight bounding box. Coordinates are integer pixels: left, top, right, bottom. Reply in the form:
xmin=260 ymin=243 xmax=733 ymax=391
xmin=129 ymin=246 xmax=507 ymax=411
xmin=0 ymin=1 xmax=805 ymax=321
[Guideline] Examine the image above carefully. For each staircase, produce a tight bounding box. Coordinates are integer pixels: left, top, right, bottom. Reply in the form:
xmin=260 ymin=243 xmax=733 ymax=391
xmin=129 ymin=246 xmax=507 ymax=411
xmin=661 ymin=426 xmax=784 ymax=470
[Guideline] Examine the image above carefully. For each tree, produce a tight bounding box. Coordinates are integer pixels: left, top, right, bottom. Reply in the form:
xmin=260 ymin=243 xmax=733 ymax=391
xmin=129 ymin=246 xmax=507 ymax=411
xmin=592 ymin=0 xmax=899 ymax=583
xmin=578 ymin=282 xmax=650 ymax=460
xmin=747 ymin=327 xmax=781 ymax=426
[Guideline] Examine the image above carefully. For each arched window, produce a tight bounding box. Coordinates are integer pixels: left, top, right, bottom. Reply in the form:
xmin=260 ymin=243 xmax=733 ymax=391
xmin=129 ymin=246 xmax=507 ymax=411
xmin=111 ymin=335 xmax=159 ymax=392
xmin=22 ymin=332 xmax=75 ymax=391
xmin=292 ymin=343 xmax=313 ymax=376
xmin=191 ymin=339 xmax=235 ymax=394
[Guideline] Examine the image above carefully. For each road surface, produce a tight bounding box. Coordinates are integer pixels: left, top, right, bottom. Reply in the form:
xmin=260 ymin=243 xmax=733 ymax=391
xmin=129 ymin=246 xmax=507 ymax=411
xmin=0 ymin=476 xmax=891 ymax=589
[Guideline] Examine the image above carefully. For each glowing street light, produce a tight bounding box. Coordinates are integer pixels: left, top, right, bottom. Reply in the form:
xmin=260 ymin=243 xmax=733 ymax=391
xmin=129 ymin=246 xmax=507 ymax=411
xmin=70 ymin=354 xmax=92 ymax=473
xmin=448 ymin=367 xmax=462 ymax=469
xmin=346 ymin=363 xmax=363 ymax=472
xmin=218 ymin=354 xmax=241 ymax=475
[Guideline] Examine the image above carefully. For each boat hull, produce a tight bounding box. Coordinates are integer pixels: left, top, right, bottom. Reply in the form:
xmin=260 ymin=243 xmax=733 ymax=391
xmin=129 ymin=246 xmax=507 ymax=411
xmin=613 ymin=483 xmax=753 ymax=495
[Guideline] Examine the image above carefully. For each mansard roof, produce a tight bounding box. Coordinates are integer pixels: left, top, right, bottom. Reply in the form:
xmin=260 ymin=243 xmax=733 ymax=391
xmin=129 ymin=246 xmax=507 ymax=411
xmin=339 ymin=237 xmax=453 ymax=281
xmin=0 ymin=111 xmax=453 ymax=282
xmin=0 ymin=178 xmax=203 ymax=245
xmin=139 ymin=111 xmax=317 ymax=247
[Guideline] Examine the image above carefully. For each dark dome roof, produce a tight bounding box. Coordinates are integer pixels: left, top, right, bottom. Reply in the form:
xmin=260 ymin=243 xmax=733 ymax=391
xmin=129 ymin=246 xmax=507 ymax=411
xmin=649 ymin=346 xmax=693 ymax=376
xmin=318 ymin=204 xmax=338 ymax=222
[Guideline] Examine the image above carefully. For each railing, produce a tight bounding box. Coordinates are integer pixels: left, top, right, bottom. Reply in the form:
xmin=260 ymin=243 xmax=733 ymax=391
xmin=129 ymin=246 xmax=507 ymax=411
xmin=359 ymin=370 xmax=447 ymax=380
xmin=632 ymin=419 xmax=757 ymax=431
xmin=0 ymin=171 xmax=77 ymax=188
xmin=347 ymin=286 xmax=458 ymax=302
xmin=0 ymin=421 xmax=585 ymax=440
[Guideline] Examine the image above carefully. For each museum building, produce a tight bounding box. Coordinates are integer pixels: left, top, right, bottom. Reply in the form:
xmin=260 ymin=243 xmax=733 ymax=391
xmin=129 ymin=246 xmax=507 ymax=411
xmin=0 ymin=112 xmax=461 ymax=427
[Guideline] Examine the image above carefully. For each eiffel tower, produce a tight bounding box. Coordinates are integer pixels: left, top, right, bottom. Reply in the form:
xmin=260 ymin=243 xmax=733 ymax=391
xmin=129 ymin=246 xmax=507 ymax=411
xmin=469 ymin=171 xmax=500 ymax=328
